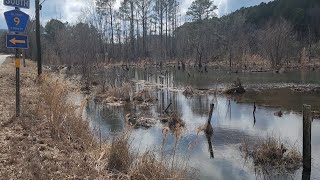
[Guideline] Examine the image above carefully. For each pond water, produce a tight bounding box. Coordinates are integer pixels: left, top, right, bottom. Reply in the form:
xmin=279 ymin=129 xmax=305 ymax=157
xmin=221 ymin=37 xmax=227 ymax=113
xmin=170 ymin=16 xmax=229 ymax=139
xmin=85 ymin=67 xmax=320 ymax=180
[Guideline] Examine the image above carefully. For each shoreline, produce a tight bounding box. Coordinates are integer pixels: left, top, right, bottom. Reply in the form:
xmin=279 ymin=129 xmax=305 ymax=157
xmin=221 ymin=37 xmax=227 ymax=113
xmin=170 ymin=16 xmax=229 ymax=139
xmin=0 ymin=59 xmax=191 ymax=179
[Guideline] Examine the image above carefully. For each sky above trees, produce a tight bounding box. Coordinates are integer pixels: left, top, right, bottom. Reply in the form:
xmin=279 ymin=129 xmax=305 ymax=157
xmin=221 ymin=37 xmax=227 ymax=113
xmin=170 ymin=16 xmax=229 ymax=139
xmin=0 ymin=0 xmax=272 ymax=29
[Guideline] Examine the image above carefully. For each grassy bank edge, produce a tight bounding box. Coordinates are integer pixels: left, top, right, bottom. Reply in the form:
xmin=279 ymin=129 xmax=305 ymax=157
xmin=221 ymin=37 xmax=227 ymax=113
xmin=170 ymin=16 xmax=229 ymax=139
xmin=0 ymin=59 xmax=194 ymax=179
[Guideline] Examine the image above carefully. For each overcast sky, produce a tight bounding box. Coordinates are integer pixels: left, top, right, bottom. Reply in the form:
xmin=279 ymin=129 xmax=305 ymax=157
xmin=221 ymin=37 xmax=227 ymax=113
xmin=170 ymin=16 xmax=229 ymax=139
xmin=0 ymin=0 xmax=272 ymax=29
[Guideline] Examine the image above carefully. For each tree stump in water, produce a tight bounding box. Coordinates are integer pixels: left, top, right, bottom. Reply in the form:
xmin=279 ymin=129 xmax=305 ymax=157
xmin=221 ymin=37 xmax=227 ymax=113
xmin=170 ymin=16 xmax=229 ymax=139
xmin=205 ymin=104 xmax=214 ymax=136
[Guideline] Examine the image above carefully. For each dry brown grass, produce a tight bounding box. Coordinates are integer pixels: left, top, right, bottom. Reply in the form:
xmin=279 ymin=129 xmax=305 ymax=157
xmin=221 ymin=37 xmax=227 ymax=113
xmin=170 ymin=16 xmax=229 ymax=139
xmin=129 ymin=151 xmax=190 ymax=180
xmin=0 ymin=59 xmax=193 ymax=179
xmin=0 ymin=60 xmax=98 ymax=179
xmin=95 ymin=82 xmax=133 ymax=104
xmin=106 ymin=82 xmax=132 ymax=101
xmin=133 ymin=88 xmax=155 ymax=103
xmin=36 ymin=74 xmax=94 ymax=148
xmin=241 ymin=136 xmax=302 ymax=175
xmin=93 ymin=131 xmax=192 ymax=180
xmin=241 ymin=54 xmax=272 ymax=70
xmin=106 ymin=133 xmax=134 ymax=173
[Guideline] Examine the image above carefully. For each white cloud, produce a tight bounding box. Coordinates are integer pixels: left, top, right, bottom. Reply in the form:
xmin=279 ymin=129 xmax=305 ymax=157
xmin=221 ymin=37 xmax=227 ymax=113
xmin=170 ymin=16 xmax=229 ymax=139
xmin=0 ymin=0 xmax=273 ymax=29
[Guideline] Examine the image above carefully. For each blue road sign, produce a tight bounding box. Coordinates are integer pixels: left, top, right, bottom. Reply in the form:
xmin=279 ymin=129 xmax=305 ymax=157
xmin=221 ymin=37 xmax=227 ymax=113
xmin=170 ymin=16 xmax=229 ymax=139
xmin=3 ymin=0 xmax=30 ymax=9
xmin=4 ymin=10 xmax=29 ymax=33
xmin=6 ymin=34 xmax=28 ymax=49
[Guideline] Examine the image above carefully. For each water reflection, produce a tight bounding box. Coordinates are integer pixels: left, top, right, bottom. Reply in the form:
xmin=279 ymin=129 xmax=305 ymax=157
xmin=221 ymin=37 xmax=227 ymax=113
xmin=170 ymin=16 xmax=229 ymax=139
xmin=206 ymin=134 xmax=214 ymax=159
xmin=253 ymin=102 xmax=257 ymax=127
xmin=85 ymin=67 xmax=320 ymax=179
xmin=302 ymin=169 xmax=311 ymax=180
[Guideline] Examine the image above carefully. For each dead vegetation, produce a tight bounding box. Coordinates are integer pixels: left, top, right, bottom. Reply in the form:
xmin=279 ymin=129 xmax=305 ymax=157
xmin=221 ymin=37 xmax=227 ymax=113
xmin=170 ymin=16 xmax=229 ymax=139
xmin=168 ymin=113 xmax=185 ymax=131
xmin=183 ymin=86 xmax=197 ymax=97
xmin=99 ymin=133 xmax=193 ymax=179
xmin=159 ymin=113 xmax=186 ymax=134
xmin=0 ymin=61 xmax=98 ymax=179
xmin=0 ymin=60 xmax=193 ymax=179
xmin=106 ymin=134 xmax=133 ymax=173
xmin=125 ymin=113 xmax=156 ymax=128
xmin=95 ymin=81 xmax=158 ymax=107
xmin=224 ymin=78 xmax=246 ymax=95
xmin=133 ymin=88 xmax=157 ymax=103
xmin=240 ymin=136 xmax=302 ymax=175
xmin=95 ymin=82 xmax=132 ymax=105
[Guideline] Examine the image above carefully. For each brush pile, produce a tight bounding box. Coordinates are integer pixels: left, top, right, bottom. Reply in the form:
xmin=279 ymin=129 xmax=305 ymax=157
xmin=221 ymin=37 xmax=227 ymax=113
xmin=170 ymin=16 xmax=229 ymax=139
xmin=183 ymin=86 xmax=197 ymax=97
xmin=225 ymin=78 xmax=246 ymax=95
xmin=133 ymin=88 xmax=156 ymax=103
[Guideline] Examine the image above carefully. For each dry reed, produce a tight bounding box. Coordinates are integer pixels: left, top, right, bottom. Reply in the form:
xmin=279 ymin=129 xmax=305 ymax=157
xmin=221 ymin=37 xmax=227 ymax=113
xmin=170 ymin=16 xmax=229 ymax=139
xmin=241 ymin=136 xmax=302 ymax=175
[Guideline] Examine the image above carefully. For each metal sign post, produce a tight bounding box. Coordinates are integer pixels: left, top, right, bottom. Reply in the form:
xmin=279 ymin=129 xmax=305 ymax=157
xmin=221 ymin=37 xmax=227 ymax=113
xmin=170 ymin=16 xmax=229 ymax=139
xmin=15 ymin=44 xmax=20 ymax=116
xmin=4 ymin=3 xmax=29 ymax=117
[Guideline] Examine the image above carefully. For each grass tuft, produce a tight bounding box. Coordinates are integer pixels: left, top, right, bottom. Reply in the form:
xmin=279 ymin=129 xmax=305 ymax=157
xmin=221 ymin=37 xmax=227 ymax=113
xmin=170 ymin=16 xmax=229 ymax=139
xmin=241 ymin=136 xmax=302 ymax=175
xmin=106 ymin=134 xmax=133 ymax=173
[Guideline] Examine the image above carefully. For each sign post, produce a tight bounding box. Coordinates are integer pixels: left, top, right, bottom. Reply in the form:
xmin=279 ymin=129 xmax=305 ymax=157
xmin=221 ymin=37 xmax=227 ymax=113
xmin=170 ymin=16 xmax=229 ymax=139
xmin=4 ymin=3 xmax=30 ymax=117
xmin=15 ymin=41 xmax=20 ymax=116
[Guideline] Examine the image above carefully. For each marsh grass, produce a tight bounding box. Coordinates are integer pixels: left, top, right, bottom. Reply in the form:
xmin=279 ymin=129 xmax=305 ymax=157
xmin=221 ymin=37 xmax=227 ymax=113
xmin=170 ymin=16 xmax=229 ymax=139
xmin=37 ymin=74 xmax=94 ymax=149
xmin=106 ymin=133 xmax=134 ymax=173
xmin=93 ymin=131 xmax=193 ymax=180
xmin=241 ymin=136 xmax=302 ymax=175
xmin=133 ymin=87 xmax=155 ymax=102
xmin=168 ymin=113 xmax=185 ymax=132
xmin=36 ymin=72 xmax=191 ymax=179
xmin=106 ymin=82 xmax=132 ymax=101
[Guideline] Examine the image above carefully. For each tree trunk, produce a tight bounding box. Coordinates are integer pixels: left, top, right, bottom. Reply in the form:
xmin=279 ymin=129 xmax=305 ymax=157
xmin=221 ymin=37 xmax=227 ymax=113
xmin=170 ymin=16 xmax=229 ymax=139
xmin=110 ymin=6 xmax=114 ymax=57
xmin=130 ymin=1 xmax=135 ymax=60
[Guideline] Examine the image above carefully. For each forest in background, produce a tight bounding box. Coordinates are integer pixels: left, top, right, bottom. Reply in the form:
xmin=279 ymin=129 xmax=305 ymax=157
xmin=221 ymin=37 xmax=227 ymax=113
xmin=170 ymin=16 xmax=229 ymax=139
xmin=0 ymin=0 xmax=320 ymax=69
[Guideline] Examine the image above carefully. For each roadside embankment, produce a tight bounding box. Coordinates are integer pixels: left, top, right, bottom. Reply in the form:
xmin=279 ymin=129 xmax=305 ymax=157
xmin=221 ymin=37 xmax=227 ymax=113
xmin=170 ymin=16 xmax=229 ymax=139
xmin=0 ymin=59 xmax=192 ymax=179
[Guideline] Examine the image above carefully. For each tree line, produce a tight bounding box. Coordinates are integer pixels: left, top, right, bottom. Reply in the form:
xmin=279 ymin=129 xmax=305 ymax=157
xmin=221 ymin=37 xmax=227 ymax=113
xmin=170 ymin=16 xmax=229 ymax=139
xmin=1 ymin=0 xmax=320 ymax=69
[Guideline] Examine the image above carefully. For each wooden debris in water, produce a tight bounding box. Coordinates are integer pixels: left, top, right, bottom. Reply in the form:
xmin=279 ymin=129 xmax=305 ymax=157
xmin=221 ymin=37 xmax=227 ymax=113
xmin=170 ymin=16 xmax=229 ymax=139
xmin=125 ymin=113 xmax=156 ymax=128
xmin=133 ymin=88 xmax=156 ymax=103
xmin=274 ymin=110 xmax=283 ymax=117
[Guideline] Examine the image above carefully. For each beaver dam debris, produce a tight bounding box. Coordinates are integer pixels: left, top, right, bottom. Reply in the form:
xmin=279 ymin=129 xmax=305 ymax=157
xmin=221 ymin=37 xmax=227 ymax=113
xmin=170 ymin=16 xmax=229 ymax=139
xmin=125 ymin=113 xmax=156 ymax=128
xmin=224 ymin=78 xmax=246 ymax=95
xmin=183 ymin=86 xmax=219 ymax=97
xmin=274 ymin=110 xmax=283 ymax=117
xmin=133 ymin=88 xmax=157 ymax=103
xmin=94 ymin=86 xmax=158 ymax=107
xmin=183 ymin=86 xmax=196 ymax=97
xmin=313 ymin=111 xmax=320 ymax=119
xmin=240 ymin=137 xmax=302 ymax=175
xmin=168 ymin=113 xmax=185 ymax=131
xmin=159 ymin=113 xmax=185 ymax=133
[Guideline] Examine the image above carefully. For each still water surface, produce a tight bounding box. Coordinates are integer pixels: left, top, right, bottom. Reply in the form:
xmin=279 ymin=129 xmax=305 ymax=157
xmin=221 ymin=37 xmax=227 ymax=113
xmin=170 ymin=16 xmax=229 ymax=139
xmin=86 ymin=67 xmax=320 ymax=180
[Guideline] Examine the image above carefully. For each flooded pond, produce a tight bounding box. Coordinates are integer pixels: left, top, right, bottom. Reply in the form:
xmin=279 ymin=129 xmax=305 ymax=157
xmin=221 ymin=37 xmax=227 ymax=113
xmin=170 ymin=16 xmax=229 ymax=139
xmin=85 ymin=67 xmax=320 ymax=180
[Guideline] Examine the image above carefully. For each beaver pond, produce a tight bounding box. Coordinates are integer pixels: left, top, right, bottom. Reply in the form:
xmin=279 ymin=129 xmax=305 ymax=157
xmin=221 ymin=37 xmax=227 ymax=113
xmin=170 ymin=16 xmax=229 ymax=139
xmin=84 ymin=67 xmax=320 ymax=180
